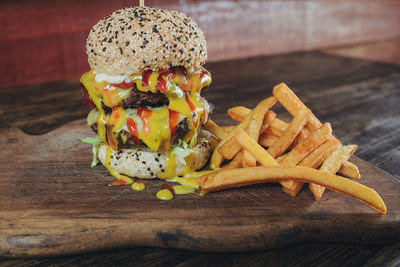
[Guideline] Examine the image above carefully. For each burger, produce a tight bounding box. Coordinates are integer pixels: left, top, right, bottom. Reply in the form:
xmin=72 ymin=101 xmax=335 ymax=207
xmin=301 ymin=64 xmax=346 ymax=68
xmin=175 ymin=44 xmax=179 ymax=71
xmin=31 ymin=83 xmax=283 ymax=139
xmin=79 ymin=7 xmax=213 ymax=185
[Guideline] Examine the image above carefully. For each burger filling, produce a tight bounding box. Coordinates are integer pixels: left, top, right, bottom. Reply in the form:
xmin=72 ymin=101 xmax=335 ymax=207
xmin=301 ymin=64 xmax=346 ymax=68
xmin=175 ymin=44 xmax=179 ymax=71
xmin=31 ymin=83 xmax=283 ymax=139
xmin=80 ymin=67 xmax=212 ymax=153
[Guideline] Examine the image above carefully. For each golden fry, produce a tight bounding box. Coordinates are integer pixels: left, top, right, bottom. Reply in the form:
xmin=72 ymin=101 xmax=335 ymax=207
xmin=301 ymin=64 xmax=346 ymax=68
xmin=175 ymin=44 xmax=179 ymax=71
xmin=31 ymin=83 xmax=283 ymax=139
xmin=280 ymin=123 xmax=332 ymax=166
xmin=273 ymin=83 xmax=322 ymax=132
xmin=272 ymin=83 xmax=356 ymax=163
xmin=198 ymin=166 xmax=386 ymax=214
xmin=267 ymin=107 xmax=310 ymax=158
xmin=223 ymin=151 xmax=244 ymax=170
xmin=310 ymin=145 xmax=357 ymax=200
xmin=234 ymin=129 xmax=292 ymax=188
xmin=258 ymin=133 xmax=279 ymax=147
xmin=242 ymin=97 xmax=277 ymax=167
xmin=298 ymin=139 xmax=340 ymax=168
xmin=283 ymin=181 xmax=304 ymax=197
xmin=227 ymin=106 xmax=251 ymax=122
xmin=204 ymin=119 xmax=227 ymax=140
xmin=234 ymin=129 xmax=278 ymax=167
xmin=280 ymin=123 xmax=332 ymax=196
xmin=210 ymin=110 xmax=253 ymax=168
xmin=218 ymin=128 xmax=243 ymax=159
xmin=221 ymin=125 xmax=236 ymax=133
xmin=209 ymin=136 xmax=219 ymax=150
xmin=338 ymin=161 xmax=361 ymax=180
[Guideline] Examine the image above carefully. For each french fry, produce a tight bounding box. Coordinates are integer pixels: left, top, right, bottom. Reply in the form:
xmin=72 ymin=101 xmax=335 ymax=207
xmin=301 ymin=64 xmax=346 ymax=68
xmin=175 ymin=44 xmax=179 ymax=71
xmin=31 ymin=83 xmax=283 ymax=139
xmin=310 ymin=145 xmax=357 ymax=201
xmin=273 ymin=83 xmax=322 ymax=132
xmin=284 ymin=138 xmax=338 ymax=196
xmin=204 ymin=119 xmax=228 ymax=140
xmin=258 ymin=133 xmax=279 ymax=147
xmin=296 ymin=127 xmax=311 ymax=144
xmin=260 ymin=111 xmax=276 ymax=133
xmin=229 ymin=106 xmax=276 ymax=134
xmin=313 ymin=141 xmax=342 ymax=169
xmin=227 ymin=106 xmax=250 ymax=122
xmin=198 ymin=166 xmax=386 ymax=214
xmin=265 ymin=117 xmax=311 ymax=146
xmin=227 ymin=106 xmax=311 ymax=144
xmin=221 ymin=125 xmax=236 ymax=133
xmin=283 ymin=181 xmax=304 ymax=197
xmin=218 ymin=127 xmax=243 ymax=159
xmin=272 ymin=83 xmax=357 ymax=170
xmin=279 ymin=123 xmax=332 ymax=166
xmin=298 ymin=139 xmax=341 ymax=168
xmin=267 ymin=107 xmax=310 ymax=159
xmin=233 ymin=128 xmax=292 ymax=188
xmin=242 ymin=97 xmax=277 ymax=167
xmin=223 ymin=151 xmax=244 ymax=170
xmin=267 ymin=118 xmax=286 ymax=136
xmin=209 ymin=136 xmax=219 ymax=150
xmin=210 ymin=110 xmax=253 ymax=168
xmin=234 ymin=129 xmax=278 ymax=167
xmin=279 ymin=123 xmax=332 ymax=196
xmin=338 ymin=161 xmax=361 ymax=180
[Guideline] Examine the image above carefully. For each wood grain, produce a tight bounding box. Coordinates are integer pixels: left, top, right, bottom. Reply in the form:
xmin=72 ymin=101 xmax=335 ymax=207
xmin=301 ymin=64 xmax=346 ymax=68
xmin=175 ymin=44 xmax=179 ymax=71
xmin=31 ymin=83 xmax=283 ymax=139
xmin=1 ymin=0 xmax=400 ymax=87
xmin=0 ymin=52 xmax=399 ymax=264
xmin=0 ymin=119 xmax=399 ymax=257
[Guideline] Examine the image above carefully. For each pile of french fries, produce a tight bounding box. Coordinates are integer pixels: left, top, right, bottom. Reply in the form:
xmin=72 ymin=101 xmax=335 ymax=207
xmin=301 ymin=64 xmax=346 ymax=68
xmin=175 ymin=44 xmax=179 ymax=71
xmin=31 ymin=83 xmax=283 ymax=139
xmin=203 ymin=83 xmax=386 ymax=214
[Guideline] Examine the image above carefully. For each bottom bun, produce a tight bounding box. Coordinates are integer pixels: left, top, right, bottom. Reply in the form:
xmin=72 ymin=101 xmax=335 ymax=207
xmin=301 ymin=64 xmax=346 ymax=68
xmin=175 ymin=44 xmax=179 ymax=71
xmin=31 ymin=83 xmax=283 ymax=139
xmin=97 ymin=138 xmax=212 ymax=179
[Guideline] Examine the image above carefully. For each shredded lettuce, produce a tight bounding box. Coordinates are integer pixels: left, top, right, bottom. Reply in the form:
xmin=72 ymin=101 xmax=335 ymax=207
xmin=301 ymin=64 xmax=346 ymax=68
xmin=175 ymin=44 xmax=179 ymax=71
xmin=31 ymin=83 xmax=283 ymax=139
xmin=77 ymin=136 xmax=102 ymax=168
xmin=171 ymin=139 xmax=193 ymax=159
xmin=87 ymin=109 xmax=100 ymax=126
xmin=77 ymin=136 xmax=101 ymax=145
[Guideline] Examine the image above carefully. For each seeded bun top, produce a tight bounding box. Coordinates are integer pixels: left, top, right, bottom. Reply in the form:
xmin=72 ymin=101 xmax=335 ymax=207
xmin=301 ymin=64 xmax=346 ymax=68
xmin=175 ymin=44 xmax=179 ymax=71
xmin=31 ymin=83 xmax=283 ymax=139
xmin=86 ymin=6 xmax=207 ymax=75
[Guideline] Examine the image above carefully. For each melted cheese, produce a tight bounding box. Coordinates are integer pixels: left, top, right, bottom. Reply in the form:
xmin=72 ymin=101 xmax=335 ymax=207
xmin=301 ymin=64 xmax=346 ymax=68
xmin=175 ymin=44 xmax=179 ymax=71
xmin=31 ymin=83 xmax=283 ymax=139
xmin=104 ymin=145 xmax=134 ymax=185
xmin=131 ymin=182 xmax=146 ymax=191
xmin=80 ymin=67 xmax=212 ymax=181
xmin=156 ymin=189 xmax=174 ymax=200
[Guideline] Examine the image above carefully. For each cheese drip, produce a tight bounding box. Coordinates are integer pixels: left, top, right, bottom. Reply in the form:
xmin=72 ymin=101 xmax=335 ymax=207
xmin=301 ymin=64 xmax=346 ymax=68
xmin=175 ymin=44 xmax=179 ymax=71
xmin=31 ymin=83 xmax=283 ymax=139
xmin=80 ymin=68 xmax=211 ymax=150
xmin=80 ymin=67 xmax=212 ymax=181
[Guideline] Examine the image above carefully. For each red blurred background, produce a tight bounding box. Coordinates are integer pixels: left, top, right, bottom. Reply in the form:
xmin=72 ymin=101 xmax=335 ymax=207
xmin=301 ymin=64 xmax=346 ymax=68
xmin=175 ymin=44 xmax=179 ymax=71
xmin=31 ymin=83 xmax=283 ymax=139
xmin=1 ymin=0 xmax=400 ymax=87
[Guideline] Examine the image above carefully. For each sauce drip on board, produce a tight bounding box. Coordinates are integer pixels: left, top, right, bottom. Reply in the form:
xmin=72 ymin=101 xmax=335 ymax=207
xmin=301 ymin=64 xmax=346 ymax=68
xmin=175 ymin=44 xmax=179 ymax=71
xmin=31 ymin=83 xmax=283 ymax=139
xmin=131 ymin=182 xmax=146 ymax=191
xmin=156 ymin=189 xmax=174 ymax=200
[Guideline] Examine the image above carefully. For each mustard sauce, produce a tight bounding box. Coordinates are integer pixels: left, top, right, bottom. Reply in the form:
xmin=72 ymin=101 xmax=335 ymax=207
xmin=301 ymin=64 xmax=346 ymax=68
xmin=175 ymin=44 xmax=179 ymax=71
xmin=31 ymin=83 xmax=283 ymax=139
xmin=131 ymin=182 xmax=146 ymax=191
xmin=183 ymin=152 xmax=196 ymax=175
xmin=172 ymin=185 xmax=195 ymax=195
xmin=138 ymin=107 xmax=171 ymax=151
xmin=80 ymin=68 xmax=212 ymax=184
xmin=159 ymin=152 xmax=177 ymax=179
xmin=174 ymin=169 xmax=219 ymax=189
xmin=156 ymin=189 xmax=174 ymax=200
xmin=104 ymin=145 xmax=134 ymax=185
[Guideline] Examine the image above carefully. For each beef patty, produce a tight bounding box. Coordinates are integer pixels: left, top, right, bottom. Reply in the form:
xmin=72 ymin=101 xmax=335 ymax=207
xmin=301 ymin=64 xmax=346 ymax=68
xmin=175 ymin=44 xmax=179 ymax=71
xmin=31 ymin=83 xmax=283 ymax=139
xmin=91 ymin=118 xmax=190 ymax=149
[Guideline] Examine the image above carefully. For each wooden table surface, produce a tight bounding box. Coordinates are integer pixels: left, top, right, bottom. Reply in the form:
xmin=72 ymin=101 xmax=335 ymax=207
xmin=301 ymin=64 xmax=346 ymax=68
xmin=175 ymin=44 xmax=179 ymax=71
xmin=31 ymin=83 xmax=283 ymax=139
xmin=0 ymin=51 xmax=399 ymax=266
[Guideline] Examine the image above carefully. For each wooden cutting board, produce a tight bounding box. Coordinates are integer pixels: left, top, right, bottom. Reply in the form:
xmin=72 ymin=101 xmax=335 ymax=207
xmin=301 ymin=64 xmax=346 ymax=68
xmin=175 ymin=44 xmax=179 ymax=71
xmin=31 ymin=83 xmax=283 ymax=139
xmin=0 ymin=119 xmax=399 ymax=258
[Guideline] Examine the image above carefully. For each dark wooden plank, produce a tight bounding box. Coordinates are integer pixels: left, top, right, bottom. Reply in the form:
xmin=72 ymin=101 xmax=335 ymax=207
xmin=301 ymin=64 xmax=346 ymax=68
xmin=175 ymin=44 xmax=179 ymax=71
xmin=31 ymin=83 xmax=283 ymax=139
xmin=0 ymin=119 xmax=398 ymax=257
xmin=364 ymin=243 xmax=400 ymax=267
xmin=1 ymin=0 xmax=400 ymax=87
xmin=0 ymin=243 xmax=383 ymax=267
